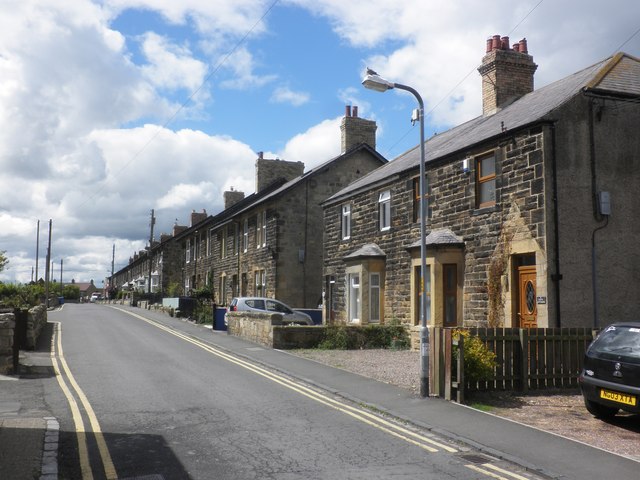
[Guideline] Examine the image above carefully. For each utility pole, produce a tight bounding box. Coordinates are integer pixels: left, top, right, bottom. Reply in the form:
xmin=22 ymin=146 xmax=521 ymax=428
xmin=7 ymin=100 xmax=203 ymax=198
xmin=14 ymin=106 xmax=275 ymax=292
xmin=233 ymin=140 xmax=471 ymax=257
xmin=44 ymin=220 xmax=52 ymax=306
xmin=35 ymin=220 xmax=40 ymax=283
xmin=60 ymin=258 xmax=63 ymax=295
xmin=111 ymin=244 xmax=115 ymax=286
xmin=147 ymin=209 xmax=155 ymax=295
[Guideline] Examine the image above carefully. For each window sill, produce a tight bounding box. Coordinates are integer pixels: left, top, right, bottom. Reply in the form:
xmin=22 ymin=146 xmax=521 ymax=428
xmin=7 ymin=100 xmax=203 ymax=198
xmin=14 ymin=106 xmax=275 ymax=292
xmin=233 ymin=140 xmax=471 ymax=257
xmin=472 ymin=204 xmax=497 ymax=216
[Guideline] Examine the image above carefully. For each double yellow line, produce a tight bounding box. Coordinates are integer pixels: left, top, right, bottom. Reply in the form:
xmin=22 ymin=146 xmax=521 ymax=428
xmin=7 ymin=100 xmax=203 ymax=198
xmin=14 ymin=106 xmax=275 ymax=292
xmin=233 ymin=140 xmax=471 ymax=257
xmin=50 ymin=321 xmax=118 ymax=480
xmin=114 ymin=307 xmax=458 ymax=455
xmin=116 ymin=309 xmax=540 ymax=480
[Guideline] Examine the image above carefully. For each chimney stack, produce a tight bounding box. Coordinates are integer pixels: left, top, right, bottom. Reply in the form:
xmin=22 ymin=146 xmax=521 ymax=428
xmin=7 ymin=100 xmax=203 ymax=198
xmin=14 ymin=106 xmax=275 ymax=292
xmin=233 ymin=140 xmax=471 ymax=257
xmin=224 ymin=188 xmax=245 ymax=209
xmin=189 ymin=209 xmax=207 ymax=227
xmin=340 ymin=105 xmax=377 ymax=153
xmin=478 ymin=35 xmax=537 ymax=116
xmin=255 ymin=156 xmax=305 ymax=192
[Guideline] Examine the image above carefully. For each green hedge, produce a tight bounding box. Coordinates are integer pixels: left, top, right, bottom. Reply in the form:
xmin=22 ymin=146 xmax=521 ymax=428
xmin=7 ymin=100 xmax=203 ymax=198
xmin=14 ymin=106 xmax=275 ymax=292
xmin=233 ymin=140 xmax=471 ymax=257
xmin=318 ymin=324 xmax=410 ymax=350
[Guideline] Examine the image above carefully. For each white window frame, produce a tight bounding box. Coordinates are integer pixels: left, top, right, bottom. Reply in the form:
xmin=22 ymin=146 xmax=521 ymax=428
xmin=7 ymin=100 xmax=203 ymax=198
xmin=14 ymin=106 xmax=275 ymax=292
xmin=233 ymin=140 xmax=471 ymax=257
xmin=243 ymin=219 xmax=248 ymax=253
xmin=348 ymin=273 xmax=361 ymax=323
xmin=255 ymin=269 xmax=266 ymax=296
xmin=256 ymin=210 xmax=266 ymax=248
xmin=220 ymin=226 xmax=227 ymax=259
xmin=341 ymin=203 xmax=351 ymax=240
xmin=186 ymin=239 xmax=191 ymax=263
xmin=378 ymin=190 xmax=391 ymax=231
xmin=219 ymin=274 xmax=227 ymax=306
xmin=370 ymin=273 xmax=380 ymax=323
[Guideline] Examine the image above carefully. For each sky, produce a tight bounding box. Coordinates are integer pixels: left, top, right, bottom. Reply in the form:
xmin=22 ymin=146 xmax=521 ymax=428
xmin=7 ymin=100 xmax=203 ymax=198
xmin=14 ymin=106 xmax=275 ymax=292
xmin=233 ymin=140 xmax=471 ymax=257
xmin=1 ymin=0 xmax=639 ymax=286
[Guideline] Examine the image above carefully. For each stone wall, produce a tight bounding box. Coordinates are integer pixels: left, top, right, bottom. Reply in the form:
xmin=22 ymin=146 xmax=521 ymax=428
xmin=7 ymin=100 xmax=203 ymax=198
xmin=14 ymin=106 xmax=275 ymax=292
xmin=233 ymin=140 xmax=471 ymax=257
xmin=226 ymin=311 xmax=324 ymax=349
xmin=324 ymin=125 xmax=547 ymax=328
xmin=0 ymin=312 xmax=15 ymax=374
xmin=26 ymin=305 xmax=47 ymax=350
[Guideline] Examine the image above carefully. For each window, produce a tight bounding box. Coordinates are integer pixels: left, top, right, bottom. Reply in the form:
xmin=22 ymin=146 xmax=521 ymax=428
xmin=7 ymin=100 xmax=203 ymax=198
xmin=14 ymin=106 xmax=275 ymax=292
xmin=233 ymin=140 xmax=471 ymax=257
xmin=232 ymin=223 xmax=238 ymax=255
xmin=414 ymin=265 xmax=431 ymax=325
xmin=378 ymin=190 xmax=391 ymax=231
xmin=443 ymin=264 xmax=457 ymax=327
xmin=243 ymin=219 xmax=248 ymax=252
xmin=348 ymin=273 xmax=360 ymax=323
xmin=341 ymin=204 xmax=351 ymax=240
xmin=220 ymin=226 xmax=227 ymax=259
xmin=477 ymin=153 xmax=496 ymax=208
xmin=370 ymin=273 xmax=380 ymax=323
xmin=206 ymin=229 xmax=212 ymax=256
xmin=219 ymin=275 xmax=227 ymax=305
xmin=185 ymin=239 xmax=191 ymax=263
xmin=255 ymin=269 xmax=265 ymax=296
xmin=256 ymin=211 xmax=266 ymax=248
xmin=412 ymin=177 xmax=431 ymax=224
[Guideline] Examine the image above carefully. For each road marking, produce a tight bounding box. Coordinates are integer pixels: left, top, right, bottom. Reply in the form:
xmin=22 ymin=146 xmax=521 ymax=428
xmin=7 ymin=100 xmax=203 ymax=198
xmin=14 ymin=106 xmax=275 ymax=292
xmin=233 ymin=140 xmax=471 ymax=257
xmin=51 ymin=321 xmax=118 ymax=480
xmin=113 ymin=307 xmax=458 ymax=455
xmin=465 ymin=463 xmax=533 ymax=480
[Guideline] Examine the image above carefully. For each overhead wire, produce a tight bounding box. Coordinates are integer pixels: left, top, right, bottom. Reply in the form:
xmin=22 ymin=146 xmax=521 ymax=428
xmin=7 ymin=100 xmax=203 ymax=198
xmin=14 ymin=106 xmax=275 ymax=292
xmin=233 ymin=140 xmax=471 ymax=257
xmin=378 ymin=0 xmax=545 ymax=158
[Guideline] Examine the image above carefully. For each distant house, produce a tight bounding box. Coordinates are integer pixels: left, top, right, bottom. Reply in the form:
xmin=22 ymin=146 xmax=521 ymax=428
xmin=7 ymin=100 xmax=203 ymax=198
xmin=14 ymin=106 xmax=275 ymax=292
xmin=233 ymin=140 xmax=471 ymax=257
xmin=176 ymin=106 xmax=387 ymax=309
xmin=322 ymin=35 xmax=640 ymax=336
xmin=110 ymin=226 xmax=184 ymax=296
xmin=69 ymin=279 xmax=99 ymax=301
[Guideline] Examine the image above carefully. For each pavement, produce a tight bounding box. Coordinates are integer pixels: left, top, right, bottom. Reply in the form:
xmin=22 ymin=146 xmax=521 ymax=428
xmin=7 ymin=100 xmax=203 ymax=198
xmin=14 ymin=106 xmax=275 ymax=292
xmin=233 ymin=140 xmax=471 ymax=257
xmin=2 ymin=308 xmax=639 ymax=480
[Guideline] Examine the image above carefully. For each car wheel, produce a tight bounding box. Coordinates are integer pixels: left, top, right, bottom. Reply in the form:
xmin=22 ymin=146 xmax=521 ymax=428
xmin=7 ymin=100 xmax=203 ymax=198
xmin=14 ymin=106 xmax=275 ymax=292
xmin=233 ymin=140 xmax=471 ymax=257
xmin=584 ymin=398 xmax=618 ymax=419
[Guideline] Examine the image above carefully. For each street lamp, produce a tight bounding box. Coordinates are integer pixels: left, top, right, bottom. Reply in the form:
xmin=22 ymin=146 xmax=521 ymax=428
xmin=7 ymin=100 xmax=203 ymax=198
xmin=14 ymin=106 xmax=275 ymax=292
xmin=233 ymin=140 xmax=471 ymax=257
xmin=362 ymin=69 xmax=431 ymax=397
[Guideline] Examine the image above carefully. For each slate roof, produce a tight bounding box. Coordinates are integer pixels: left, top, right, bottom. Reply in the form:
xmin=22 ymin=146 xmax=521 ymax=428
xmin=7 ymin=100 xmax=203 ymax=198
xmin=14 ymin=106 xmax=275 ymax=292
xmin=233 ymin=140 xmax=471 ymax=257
xmin=344 ymin=243 xmax=386 ymax=260
xmin=170 ymin=143 xmax=387 ymax=240
xmin=407 ymin=229 xmax=465 ymax=249
xmin=228 ymin=143 xmax=386 ymax=219
xmin=325 ymin=52 xmax=640 ymax=205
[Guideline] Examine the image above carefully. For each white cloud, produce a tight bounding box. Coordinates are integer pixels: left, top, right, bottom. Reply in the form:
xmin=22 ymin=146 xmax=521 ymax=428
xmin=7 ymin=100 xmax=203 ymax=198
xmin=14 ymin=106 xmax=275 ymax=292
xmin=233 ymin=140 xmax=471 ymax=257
xmin=140 ymin=32 xmax=208 ymax=92
xmin=278 ymin=118 xmax=342 ymax=169
xmin=270 ymin=86 xmax=310 ymax=106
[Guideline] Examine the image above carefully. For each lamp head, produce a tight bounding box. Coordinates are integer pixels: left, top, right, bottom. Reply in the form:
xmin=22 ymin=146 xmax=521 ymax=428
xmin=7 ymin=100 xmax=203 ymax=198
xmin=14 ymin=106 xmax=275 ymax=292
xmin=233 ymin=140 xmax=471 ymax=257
xmin=362 ymin=70 xmax=395 ymax=92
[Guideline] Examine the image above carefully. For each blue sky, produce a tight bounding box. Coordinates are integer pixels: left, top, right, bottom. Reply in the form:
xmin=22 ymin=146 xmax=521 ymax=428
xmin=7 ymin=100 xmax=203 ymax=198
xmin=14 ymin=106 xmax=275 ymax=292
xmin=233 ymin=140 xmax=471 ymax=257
xmin=1 ymin=0 xmax=639 ymax=285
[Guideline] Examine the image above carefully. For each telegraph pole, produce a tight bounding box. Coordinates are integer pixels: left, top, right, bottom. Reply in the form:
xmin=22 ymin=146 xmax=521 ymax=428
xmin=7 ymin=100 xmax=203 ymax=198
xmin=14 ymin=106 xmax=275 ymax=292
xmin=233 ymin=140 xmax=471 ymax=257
xmin=60 ymin=258 xmax=63 ymax=295
xmin=44 ymin=220 xmax=52 ymax=306
xmin=35 ymin=220 xmax=40 ymax=283
xmin=147 ymin=209 xmax=155 ymax=295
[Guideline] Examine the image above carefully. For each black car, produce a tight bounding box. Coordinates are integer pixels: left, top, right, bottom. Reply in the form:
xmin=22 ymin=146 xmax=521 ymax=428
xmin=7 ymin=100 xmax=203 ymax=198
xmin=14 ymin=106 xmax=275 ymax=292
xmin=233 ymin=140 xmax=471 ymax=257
xmin=579 ymin=322 xmax=640 ymax=419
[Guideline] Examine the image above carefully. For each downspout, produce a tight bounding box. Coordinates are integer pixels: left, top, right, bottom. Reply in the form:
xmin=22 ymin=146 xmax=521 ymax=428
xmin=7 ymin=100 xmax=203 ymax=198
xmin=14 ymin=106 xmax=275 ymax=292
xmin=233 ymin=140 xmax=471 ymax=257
xmin=549 ymin=122 xmax=562 ymax=327
xmin=588 ymin=96 xmax=609 ymax=328
xmin=303 ymin=179 xmax=309 ymax=307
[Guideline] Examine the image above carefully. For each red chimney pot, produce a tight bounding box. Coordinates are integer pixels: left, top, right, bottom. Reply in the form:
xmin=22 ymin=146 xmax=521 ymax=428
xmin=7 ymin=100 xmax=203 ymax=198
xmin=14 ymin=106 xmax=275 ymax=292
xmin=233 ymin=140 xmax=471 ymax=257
xmin=519 ymin=38 xmax=528 ymax=54
xmin=345 ymin=105 xmax=352 ymax=117
xmin=492 ymin=35 xmax=501 ymax=50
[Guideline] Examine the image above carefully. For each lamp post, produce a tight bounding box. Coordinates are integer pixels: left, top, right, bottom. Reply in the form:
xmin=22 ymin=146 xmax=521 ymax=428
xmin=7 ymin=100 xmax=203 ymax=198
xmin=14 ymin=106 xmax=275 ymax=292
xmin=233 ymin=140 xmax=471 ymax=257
xmin=362 ymin=70 xmax=430 ymax=397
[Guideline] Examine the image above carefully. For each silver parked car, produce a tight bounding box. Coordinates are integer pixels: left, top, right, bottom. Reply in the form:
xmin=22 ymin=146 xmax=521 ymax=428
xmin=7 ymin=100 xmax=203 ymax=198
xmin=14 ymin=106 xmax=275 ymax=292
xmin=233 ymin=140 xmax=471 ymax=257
xmin=225 ymin=297 xmax=314 ymax=326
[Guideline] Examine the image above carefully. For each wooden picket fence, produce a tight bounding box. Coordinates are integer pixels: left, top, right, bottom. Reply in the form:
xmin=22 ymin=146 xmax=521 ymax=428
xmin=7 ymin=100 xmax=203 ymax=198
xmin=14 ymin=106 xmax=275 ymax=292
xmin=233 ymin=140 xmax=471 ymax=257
xmin=432 ymin=327 xmax=599 ymax=401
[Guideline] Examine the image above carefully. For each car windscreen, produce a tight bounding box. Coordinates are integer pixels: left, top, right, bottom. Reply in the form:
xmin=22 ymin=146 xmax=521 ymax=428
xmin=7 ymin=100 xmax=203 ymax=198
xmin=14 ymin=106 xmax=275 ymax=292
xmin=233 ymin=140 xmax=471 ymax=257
xmin=589 ymin=325 xmax=640 ymax=362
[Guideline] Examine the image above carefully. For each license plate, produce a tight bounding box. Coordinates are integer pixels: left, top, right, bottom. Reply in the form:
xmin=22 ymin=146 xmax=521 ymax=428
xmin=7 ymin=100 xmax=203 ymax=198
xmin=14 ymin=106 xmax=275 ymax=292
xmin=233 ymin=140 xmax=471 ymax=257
xmin=600 ymin=389 xmax=637 ymax=406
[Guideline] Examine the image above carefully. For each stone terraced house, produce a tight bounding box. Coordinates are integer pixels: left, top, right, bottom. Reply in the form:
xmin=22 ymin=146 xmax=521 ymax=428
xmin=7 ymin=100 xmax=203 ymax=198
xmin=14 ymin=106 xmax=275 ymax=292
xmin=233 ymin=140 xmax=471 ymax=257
xmin=322 ymin=36 xmax=640 ymax=335
xmin=173 ymin=107 xmax=387 ymax=309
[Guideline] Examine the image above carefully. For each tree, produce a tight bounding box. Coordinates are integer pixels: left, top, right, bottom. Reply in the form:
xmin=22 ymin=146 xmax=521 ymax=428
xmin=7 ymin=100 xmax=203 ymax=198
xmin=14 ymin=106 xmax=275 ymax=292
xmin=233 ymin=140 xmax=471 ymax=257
xmin=0 ymin=251 xmax=8 ymax=274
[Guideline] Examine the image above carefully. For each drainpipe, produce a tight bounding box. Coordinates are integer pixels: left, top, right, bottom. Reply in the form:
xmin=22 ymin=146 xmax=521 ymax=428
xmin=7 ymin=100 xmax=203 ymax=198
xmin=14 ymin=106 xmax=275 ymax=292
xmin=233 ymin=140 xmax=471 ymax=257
xmin=303 ymin=179 xmax=309 ymax=307
xmin=588 ymin=97 xmax=609 ymax=328
xmin=549 ymin=122 xmax=562 ymax=327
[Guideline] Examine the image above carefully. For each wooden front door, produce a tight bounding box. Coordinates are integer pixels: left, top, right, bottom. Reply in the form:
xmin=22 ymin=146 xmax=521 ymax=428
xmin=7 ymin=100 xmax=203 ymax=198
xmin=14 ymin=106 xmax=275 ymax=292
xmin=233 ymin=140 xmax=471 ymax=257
xmin=517 ymin=266 xmax=537 ymax=328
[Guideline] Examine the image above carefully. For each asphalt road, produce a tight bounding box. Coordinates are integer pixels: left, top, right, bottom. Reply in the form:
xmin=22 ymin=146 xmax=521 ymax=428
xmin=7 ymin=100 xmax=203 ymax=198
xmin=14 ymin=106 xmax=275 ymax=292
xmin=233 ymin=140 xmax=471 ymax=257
xmin=45 ymin=304 xmax=546 ymax=480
